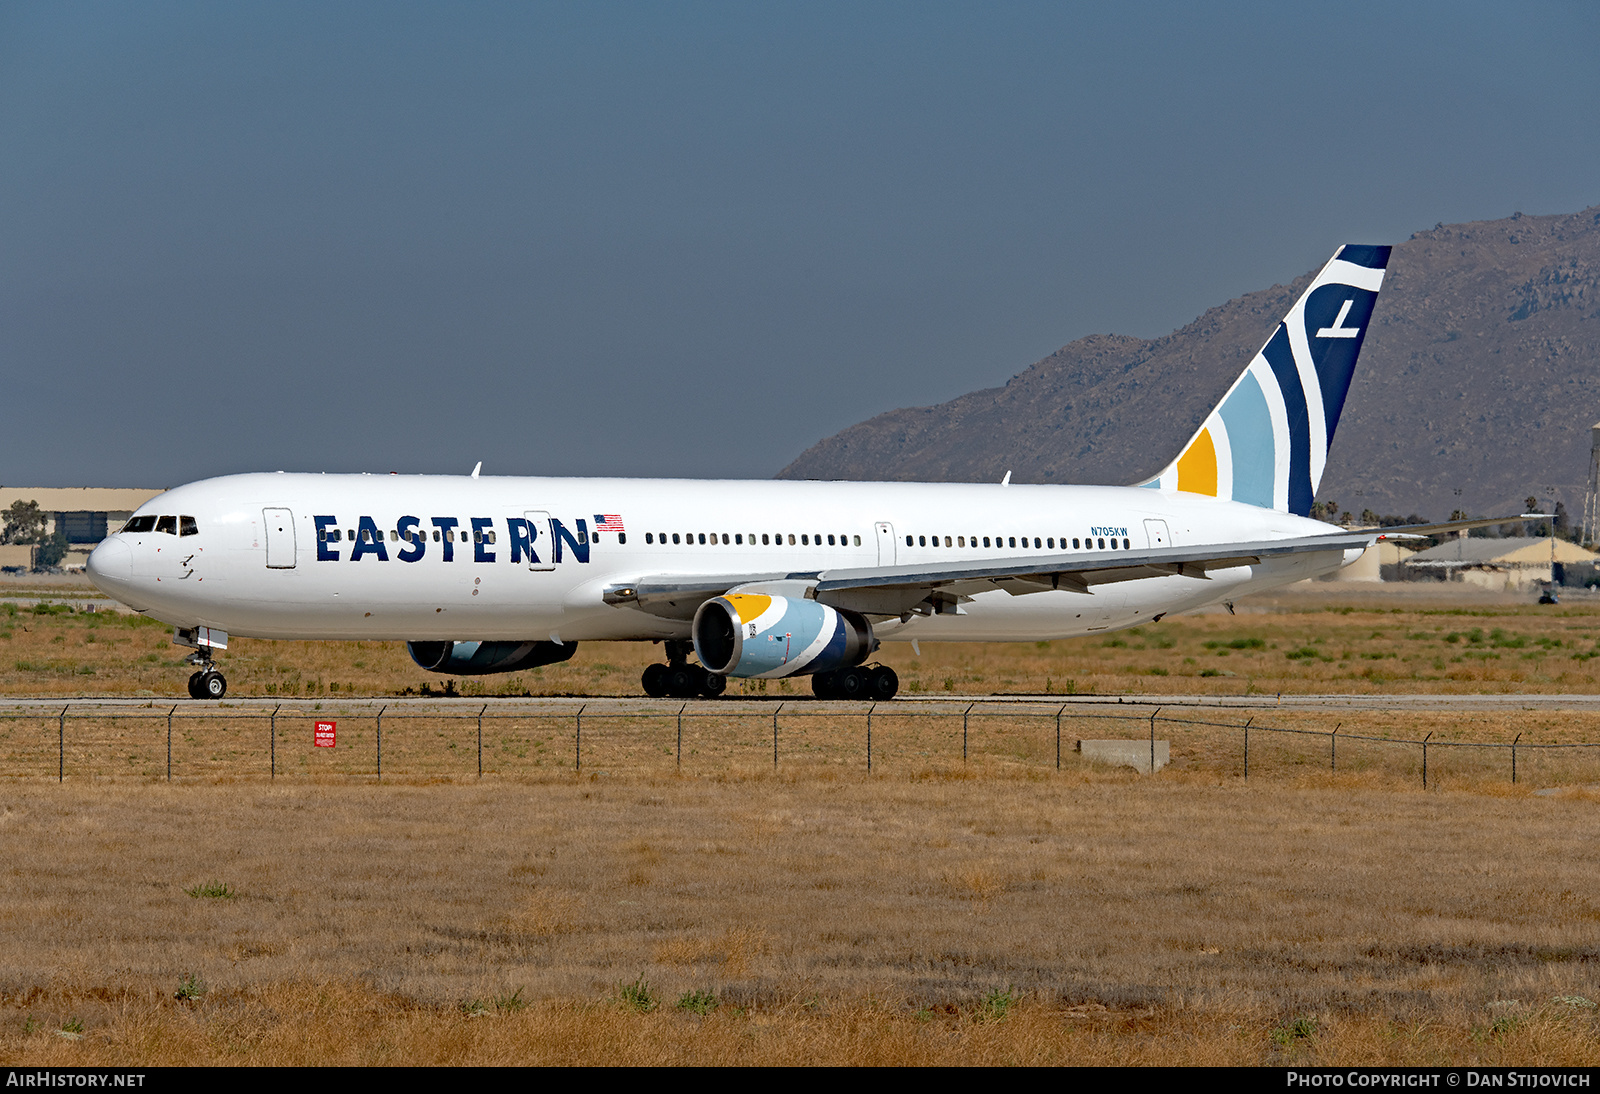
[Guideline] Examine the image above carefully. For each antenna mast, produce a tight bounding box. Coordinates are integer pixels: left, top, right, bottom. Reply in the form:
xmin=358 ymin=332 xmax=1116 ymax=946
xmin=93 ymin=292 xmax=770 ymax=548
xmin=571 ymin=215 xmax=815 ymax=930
xmin=1584 ymin=423 xmax=1600 ymax=548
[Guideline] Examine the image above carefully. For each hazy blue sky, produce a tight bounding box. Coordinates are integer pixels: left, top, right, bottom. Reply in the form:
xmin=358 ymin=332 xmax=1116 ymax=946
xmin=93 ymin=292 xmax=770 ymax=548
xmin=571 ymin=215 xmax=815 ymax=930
xmin=4 ymin=1 xmax=1597 ymax=486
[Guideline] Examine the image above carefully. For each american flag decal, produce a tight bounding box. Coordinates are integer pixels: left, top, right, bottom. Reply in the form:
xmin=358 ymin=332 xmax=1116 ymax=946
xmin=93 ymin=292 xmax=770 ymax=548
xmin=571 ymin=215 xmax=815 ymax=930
xmin=594 ymin=514 xmax=625 ymax=533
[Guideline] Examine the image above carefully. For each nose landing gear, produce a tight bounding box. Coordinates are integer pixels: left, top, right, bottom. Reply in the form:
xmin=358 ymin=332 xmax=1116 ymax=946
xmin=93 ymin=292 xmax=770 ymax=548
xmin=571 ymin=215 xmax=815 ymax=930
xmin=186 ymin=662 xmax=227 ymax=700
xmin=174 ymin=626 xmax=228 ymax=700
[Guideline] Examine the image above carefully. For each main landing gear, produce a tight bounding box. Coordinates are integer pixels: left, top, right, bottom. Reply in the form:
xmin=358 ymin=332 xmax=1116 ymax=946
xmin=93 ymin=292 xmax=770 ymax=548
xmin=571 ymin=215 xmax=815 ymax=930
xmin=641 ymin=641 xmax=727 ymax=699
xmin=184 ymin=652 xmax=227 ymax=700
xmin=811 ymin=664 xmax=898 ymax=701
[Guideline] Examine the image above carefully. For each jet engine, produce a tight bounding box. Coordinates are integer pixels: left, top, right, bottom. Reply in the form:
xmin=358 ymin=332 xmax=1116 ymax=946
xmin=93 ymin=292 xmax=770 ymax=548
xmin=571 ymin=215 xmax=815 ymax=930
xmin=407 ymin=640 xmax=578 ymax=675
xmin=693 ymin=593 xmax=873 ymax=678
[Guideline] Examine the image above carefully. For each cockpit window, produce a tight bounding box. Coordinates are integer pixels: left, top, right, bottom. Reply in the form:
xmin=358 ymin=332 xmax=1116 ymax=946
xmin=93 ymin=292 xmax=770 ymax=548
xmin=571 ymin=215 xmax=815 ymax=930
xmin=155 ymin=516 xmax=177 ymax=535
xmin=179 ymin=516 xmax=198 ymax=536
xmin=122 ymin=515 xmax=157 ymax=533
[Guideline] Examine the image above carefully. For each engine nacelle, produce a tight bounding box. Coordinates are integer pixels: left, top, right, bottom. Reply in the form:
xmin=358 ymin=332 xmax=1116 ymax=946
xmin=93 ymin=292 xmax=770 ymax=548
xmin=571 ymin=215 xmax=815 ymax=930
xmin=693 ymin=594 xmax=873 ymax=679
xmin=407 ymin=640 xmax=578 ymax=676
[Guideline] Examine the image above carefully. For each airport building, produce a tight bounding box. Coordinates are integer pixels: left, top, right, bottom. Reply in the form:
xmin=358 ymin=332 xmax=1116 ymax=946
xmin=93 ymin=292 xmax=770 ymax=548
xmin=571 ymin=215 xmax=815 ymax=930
xmin=1403 ymin=535 xmax=1600 ymax=591
xmin=0 ymin=487 xmax=165 ymax=570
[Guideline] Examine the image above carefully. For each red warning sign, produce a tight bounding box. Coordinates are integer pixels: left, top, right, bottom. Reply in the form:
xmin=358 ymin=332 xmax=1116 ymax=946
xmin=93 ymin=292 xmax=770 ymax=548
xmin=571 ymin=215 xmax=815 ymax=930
xmin=314 ymin=720 xmax=336 ymax=748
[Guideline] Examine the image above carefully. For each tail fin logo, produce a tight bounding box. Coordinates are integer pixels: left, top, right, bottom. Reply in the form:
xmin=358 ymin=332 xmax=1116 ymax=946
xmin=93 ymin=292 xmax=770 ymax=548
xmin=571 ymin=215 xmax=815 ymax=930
xmin=1316 ymin=299 xmax=1362 ymax=339
xmin=1139 ymin=243 xmax=1391 ymax=517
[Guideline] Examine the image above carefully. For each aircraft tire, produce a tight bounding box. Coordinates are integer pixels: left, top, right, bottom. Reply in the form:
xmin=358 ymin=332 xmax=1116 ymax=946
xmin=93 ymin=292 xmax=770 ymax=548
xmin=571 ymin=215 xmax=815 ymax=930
xmin=811 ymin=671 xmax=837 ymax=700
xmin=699 ymin=671 xmax=727 ymax=698
xmin=666 ymin=666 xmax=699 ymax=699
xmin=187 ymin=671 xmax=205 ymax=700
xmin=867 ymin=666 xmax=898 ymax=701
xmin=641 ymin=663 xmax=669 ymax=698
xmin=200 ymin=671 xmax=227 ymax=700
xmin=835 ymin=667 xmax=867 ymax=700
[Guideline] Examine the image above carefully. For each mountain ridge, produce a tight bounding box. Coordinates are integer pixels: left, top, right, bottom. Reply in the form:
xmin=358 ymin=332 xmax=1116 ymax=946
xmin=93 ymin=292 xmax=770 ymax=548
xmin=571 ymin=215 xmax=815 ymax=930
xmin=778 ymin=205 xmax=1600 ymax=522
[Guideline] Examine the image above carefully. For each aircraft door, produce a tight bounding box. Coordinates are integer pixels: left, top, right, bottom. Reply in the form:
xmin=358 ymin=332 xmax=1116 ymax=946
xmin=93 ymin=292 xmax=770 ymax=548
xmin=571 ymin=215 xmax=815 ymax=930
xmin=263 ymin=508 xmax=296 ymax=569
xmin=524 ymin=510 xmax=555 ymax=571
xmin=1144 ymin=519 xmax=1172 ymax=550
xmin=875 ymin=522 xmax=896 ymax=566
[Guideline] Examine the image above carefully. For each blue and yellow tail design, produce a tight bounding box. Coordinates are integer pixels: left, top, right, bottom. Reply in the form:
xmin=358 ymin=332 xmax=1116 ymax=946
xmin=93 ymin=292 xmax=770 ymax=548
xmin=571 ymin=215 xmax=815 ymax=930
xmin=1139 ymin=244 xmax=1390 ymax=516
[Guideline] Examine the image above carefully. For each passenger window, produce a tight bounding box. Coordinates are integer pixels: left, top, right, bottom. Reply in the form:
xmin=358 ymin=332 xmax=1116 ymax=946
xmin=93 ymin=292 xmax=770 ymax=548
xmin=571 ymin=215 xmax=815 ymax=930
xmin=906 ymin=536 xmax=913 ymax=547
xmin=1047 ymin=538 xmax=1054 ymax=549
xmin=156 ymin=516 xmax=177 ymax=535
xmin=646 ymin=533 xmax=654 ymax=544
xmin=390 ymin=530 xmax=399 ymax=541
xmin=1007 ymin=537 xmax=1015 ymax=548
xmin=827 ymin=534 xmax=835 ymax=546
xmin=698 ymin=533 xmax=705 ymax=544
xmin=722 ymin=534 xmax=729 ymax=545
xmin=618 ymin=533 xmax=626 ymax=544
xmin=1072 ymin=538 xmax=1079 ymax=549
xmin=1034 ymin=537 xmax=1041 ymax=549
xmin=982 ymin=537 xmax=990 ymax=548
xmin=762 ymin=534 xmax=769 ymax=545
xmin=1098 ymin=538 xmax=1105 ymax=549
xmin=1110 ymin=538 xmax=1118 ymax=550
xmin=787 ymin=534 xmax=796 ymax=545
xmin=918 ymin=536 xmax=925 ymax=547
xmin=853 ymin=535 xmax=860 ymax=546
xmin=735 ymin=534 xmax=742 ymax=544
xmin=801 ymin=534 xmax=809 ymax=545
xmin=179 ymin=516 xmax=198 ymax=536
xmin=1124 ymin=538 xmax=1131 ymax=550
xmin=122 ymin=515 xmax=157 ymax=533
xmin=672 ymin=533 xmax=680 ymax=544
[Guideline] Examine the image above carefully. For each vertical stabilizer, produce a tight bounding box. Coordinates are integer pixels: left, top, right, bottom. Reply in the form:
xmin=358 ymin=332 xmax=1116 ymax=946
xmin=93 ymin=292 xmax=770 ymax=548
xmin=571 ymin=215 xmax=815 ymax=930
xmin=1138 ymin=244 xmax=1390 ymax=516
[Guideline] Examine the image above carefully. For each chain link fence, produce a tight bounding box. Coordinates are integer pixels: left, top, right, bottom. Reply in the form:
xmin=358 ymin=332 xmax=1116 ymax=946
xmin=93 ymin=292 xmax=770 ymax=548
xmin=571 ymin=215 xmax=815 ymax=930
xmin=2 ymin=700 xmax=1598 ymax=787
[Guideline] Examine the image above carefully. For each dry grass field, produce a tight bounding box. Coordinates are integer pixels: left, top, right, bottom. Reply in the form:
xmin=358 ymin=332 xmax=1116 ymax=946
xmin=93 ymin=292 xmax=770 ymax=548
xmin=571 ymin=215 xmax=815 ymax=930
xmin=5 ymin=580 xmax=1600 ymax=1065
xmin=7 ymin=580 xmax=1600 ymax=701
xmin=3 ymin=774 xmax=1600 ymax=1065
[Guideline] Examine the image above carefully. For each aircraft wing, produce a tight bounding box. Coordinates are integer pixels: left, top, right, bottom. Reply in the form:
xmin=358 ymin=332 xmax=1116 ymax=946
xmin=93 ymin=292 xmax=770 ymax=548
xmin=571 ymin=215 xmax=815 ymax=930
xmin=1361 ymin=514 xmax=1545 ymax=539
xmin=609 ymin=531 xmax=1378 ymax=621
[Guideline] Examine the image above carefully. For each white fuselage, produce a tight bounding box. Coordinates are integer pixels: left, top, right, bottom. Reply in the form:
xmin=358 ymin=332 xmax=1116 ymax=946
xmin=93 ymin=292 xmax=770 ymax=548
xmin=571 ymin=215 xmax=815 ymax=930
xmin=85 ymin=472 xmax=1354 ymax=643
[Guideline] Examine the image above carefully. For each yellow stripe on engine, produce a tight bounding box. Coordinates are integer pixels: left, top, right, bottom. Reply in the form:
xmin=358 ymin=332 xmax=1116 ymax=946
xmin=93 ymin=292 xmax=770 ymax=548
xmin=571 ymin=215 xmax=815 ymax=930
xmin=723 ymin=594 xmax=773 ymax=624
xmin=1176 ymin=427 xmax=1219 ymax=497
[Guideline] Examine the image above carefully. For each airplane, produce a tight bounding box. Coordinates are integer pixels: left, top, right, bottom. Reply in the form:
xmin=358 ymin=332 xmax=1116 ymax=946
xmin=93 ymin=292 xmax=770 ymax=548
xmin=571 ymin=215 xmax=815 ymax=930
xmin=85 ymin=243 xmax=1512 ymax=701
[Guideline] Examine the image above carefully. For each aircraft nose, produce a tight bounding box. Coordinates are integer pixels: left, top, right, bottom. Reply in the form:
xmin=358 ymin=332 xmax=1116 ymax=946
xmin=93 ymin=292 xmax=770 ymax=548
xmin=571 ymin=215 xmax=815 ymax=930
xmin=86 ymin=537 xmax=132 ymax=586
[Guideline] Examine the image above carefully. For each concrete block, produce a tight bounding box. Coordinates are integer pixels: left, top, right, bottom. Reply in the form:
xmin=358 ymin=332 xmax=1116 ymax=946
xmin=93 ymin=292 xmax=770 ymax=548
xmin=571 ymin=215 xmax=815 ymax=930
xmin=1076 ymin=739 xmax=1170 ymax=774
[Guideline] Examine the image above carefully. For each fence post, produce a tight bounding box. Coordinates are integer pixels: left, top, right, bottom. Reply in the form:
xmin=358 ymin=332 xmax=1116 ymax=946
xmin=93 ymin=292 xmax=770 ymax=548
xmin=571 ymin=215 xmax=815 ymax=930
xmin=376 ymin=704 xmax=387 ymax=781
xmin=1243 ymin=718 xmax=1252 ymax=781
xmin=167 ymin=704 xmax=176 ymax=782
xmin=58 ymin=705 xmax=67 ymax=783
xmin=478 ymin=704 xmax=487 ymax=779
xmin=963 ymin=703 xmax=973 ymax=763
xmin=677 ymin=703 xmax=686 ymax=768
xmin=271 ymin=704 xmax=281 ymax=780
xmin=575 ymin=703 xmax=586 ymax=772
xmin=1330 ymin=723 xmax=1339 ymax=773
xmin=1150 ymin=708 xmax=1160 ymax=775
xmin=1512 ymin=732 xmax=1521 ymax=784
xmin=866 ymin=702 xmax=875 ymax=773
xmin=773 ymin=702 xmax=782 ymax=770
xmin=1056 ymin=704 xmax=1067 ymax=770
xmin=1422 ymin=731 xmax=1432 ymax=790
